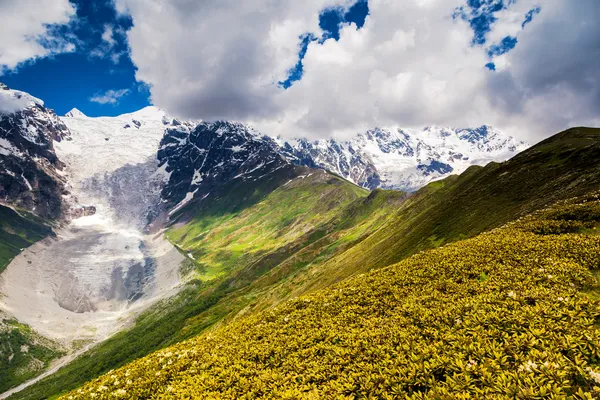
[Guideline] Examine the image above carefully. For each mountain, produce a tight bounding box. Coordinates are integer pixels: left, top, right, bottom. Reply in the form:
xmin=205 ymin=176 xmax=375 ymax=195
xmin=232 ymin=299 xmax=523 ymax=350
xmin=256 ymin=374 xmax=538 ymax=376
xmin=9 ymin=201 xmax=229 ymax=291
xmin=157 ymin=121 xmax=287 ymax=215
xmin=0 ymin=105 xmax=193 ymax=395
xmin=12 ymin=127 xmax=600 ymax=400
xmin=277 ymin=125 xmax=528 ymax=190
xmin=0 ymin=83 xmax=70 ymax=219
xmin=306 ymin=127 xmax=600 ymax=289
xmin=58 ymin=105 xmax=188 ymax=228
xmin=2 ymin=85 xmax=600 ymax=399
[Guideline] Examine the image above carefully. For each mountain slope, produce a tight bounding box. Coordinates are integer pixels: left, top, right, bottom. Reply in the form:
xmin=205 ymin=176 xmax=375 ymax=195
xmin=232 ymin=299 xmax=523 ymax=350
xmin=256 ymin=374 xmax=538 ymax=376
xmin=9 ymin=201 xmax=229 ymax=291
xmin=278 ymin=125 xmax=528 ymax=191
xmin=0 ymin=105 xmax=191 ymax=396
xmin=158 ymin=120 xmax=287 ymax=213
xmin=0 ymin=314 xmax=64 ymax=395
xmin=303 ymin=127 xmax=600 ymax=291
xmin=7 ymin=166 xmax=375 ymax=399
xmin=9 ymin=126 xmax=600 ymax=400
xmin=64 ymin=191 xmax=600 ymax=399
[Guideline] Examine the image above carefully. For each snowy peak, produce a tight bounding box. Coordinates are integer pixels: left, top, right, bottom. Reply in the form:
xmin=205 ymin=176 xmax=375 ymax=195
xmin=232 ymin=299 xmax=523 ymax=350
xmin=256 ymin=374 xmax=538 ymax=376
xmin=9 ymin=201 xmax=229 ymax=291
xmin=278 ymin=125 xmax=528 ymax=191
xmin=0 ymin=83 xmax=44 ymax=115
xmin=119 ymin=106 xmax=165 ymax=121
xmin=65 ymin=108 xmax=86 ymax=118
xmin=0 ymin=85 xmax=71 ymax=219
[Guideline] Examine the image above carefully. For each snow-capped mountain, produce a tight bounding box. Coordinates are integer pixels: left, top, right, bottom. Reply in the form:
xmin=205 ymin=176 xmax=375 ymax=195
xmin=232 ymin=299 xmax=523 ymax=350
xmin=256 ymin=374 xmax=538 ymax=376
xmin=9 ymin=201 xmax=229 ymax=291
xmin=0 ymin=83 xmax=529 ymax=222
xmin=0 ymin=83 xmax=71 ymax=218
xmin=277 ymin=125 xmax=529 ymax=191
xmin=158 ymin=121 xmax=286 ymax=215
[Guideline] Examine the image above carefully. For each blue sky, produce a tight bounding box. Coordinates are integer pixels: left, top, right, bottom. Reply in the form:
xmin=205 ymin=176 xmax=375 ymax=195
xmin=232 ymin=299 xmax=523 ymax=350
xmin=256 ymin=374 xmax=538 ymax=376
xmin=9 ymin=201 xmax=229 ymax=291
xmin=1 ymin=0 xmax=149 ymax=117
xmin=2 ymin=0 xmax=374 ymax=116
xmin=0 ymin=0 xmax=535 ymax=118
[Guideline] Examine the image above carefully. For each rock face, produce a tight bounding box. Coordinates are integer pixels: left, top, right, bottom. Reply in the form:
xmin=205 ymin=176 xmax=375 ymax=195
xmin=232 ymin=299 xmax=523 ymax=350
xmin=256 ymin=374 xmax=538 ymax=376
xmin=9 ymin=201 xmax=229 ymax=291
xmin=0 ymin=83 xmax=70 ymax=219
xmin=158 ymin=121 xmax=287 ymax=213
xmin=277 ymin=125 xmax=529 ymax=191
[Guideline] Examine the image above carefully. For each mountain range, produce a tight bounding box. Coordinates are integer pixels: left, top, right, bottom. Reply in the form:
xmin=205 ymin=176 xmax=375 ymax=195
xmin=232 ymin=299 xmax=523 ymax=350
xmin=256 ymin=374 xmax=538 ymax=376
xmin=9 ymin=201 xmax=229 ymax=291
xmin=1 ymin=81 xmax=528 ymax=225
xmin=1 ymin=83 xmax=600 ymax=399
xmin=278 ymin=125 xmax=528 ymax=190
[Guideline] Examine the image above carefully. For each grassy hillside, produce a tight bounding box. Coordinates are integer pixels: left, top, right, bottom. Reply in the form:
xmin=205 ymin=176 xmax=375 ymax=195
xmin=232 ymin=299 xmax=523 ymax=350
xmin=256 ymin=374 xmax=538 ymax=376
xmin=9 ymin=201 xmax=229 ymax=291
xmin=298 ymin=126 xmax=600 ymax=292
xmin=63 ymin=191 xmax=600 ymax=399
xmin=167 ymin=167 xmax=368 ymax=282
xmin=11 ymin=127 xmax=600 ymax=399
xmin=0 ymin=316 xmax=64 ymax=394
xmin=0 ymin=205 xmax=53 ymax=273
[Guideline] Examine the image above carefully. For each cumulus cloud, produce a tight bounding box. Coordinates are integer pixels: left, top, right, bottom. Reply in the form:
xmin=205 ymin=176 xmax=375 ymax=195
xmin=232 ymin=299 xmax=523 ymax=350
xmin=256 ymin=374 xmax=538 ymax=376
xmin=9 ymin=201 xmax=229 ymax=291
xmin=90 ymin=88 xmax=131 ymax=104
xmin=115 ymin=0 xmax=353 ymax=121
xmin=0 ymin=0 xmax=77 ymax=73
xmin=115 ymin=0 xmax=600 ymax=142
xmin=485 ymin=0 xmax=600 ymax=139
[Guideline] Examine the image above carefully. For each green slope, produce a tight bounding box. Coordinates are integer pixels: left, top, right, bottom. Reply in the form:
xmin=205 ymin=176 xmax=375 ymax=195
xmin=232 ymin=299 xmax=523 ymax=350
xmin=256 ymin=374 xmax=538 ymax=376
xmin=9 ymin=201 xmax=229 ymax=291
xmin=296 ymin=126 xmax=600 ymax=293
xmin=167 ymin=166 xmax=368 ymax=282
xmin=65 ymin=192 xmax=600 ymax=399
xmin=12 ymin=127 xmax=600 ymax=399
xmin=0 ymin=317 xmax=64 ymax=394
xmin=0 ymin=205 xmax=53 ymax=273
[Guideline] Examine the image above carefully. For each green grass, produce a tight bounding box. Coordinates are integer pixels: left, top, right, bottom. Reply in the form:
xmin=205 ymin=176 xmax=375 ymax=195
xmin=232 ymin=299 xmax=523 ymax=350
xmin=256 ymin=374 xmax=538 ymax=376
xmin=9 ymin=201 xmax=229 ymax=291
xmin=0 ymin=317 xmax=64 ymax=393
xmin=167 ymin=168 xmax=368 ymax=282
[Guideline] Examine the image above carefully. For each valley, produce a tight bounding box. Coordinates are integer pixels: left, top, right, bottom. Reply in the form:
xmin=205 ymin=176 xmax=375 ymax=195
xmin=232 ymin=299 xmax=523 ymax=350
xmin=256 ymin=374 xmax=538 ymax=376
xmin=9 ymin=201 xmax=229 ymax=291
xmin=1 ymin=85 xmax=600 ymax=399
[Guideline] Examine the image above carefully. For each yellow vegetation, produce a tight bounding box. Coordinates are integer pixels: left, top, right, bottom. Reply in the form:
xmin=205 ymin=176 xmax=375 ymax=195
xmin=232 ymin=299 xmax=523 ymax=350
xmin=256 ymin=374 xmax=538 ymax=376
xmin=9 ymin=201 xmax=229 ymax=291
xmin=63 ymin=193 xmax=600 ymax=399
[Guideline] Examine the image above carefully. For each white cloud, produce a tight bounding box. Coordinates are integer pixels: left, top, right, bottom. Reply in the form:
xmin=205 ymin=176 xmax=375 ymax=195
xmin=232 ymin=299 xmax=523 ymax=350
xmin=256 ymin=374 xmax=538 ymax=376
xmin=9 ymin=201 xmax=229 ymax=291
xmin=0 ymin=0 xmax=76 ymax=73
xmin=115 ymin=0 xmax=600 ymax=142
xmin=90 ymin=88 xmax=131 ymax=104
xmin=114 ymin=0 xmax=357 ymax=121
xmin=102 ymin=25 xmax=117 ymax=48
xmin=90 ymin=24 xmax=124 ymax=64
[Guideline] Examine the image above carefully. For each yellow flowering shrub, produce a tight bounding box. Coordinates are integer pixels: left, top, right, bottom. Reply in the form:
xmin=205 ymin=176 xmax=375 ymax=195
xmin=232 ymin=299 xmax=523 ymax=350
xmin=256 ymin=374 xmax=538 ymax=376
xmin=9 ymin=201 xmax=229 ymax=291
xmin=63 ymin=193 xmax=600 ymax=399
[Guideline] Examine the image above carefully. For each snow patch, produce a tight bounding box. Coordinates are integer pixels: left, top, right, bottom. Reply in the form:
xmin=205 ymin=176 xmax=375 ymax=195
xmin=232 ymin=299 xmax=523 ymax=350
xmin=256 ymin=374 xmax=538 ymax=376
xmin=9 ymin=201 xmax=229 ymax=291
xmin=169 ymin=189 xmax=198 ymax=216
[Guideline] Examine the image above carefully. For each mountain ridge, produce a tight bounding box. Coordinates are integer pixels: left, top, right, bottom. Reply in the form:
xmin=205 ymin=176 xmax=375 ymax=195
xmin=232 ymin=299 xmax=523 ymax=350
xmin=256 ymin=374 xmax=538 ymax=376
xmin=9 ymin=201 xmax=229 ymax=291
xmin=0 ymin=84 xmax=71 ymax=219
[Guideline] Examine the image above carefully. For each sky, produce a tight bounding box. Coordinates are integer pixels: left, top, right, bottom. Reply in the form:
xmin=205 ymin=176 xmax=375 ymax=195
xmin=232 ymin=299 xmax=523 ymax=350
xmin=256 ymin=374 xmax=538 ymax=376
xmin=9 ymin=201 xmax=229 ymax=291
xmin=0 ymin=0 xmax=598 ymax=142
